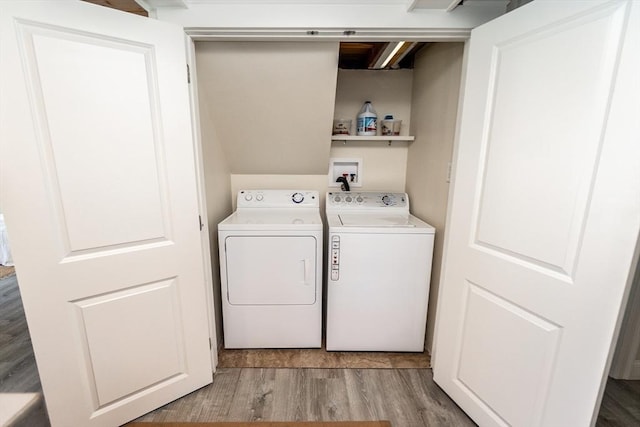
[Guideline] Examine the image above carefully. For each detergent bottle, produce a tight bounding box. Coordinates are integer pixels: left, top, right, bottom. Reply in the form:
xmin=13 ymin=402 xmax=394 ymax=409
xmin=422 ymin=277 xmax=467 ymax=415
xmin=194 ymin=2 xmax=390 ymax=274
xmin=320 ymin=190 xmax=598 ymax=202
xmin=356 ymin=101 xmax=377 ymax=136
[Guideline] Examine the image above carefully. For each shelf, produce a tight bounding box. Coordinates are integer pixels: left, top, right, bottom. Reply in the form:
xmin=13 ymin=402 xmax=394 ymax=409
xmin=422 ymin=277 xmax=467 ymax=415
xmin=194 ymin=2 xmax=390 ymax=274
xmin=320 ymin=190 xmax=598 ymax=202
xmin=331 ymin=135 xmax=415 ymax=145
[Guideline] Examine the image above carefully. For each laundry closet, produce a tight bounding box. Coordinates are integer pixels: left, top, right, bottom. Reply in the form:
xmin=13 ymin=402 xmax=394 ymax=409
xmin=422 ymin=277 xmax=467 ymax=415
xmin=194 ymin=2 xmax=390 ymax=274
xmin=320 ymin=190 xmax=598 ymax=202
xmin=192 ymin=40 xmax=464 ymax=354
xmin=3 ymin=2 xmax=638 ymax=426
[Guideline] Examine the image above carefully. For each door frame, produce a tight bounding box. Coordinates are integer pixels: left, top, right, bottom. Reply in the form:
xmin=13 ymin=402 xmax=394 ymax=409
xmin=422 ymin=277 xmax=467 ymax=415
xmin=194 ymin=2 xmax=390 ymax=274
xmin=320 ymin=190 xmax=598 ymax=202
xmin=180 ymin=26 xmax=474 ymax=367
xmin=180 ymin=20 xmax=636 ymax=425
xmin=184 ymin=35 xmax=219 ymax=370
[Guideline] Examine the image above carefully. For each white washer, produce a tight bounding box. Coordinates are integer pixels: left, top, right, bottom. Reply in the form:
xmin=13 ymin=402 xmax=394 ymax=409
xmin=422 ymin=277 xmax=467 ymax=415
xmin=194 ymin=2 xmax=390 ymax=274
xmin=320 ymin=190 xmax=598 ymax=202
xmin=326 ymin=191 xmax=435 ymax=352
xmin=218 ymin=190 xmax=322 ymax=349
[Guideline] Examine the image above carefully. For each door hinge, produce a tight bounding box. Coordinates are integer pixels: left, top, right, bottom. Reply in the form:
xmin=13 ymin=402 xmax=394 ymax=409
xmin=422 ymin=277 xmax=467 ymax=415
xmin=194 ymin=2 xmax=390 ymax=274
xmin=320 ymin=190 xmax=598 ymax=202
xmin=187 ymin=63 xmax=191 ymax=84
xmin=199 ymin=215 xmax=204 ymax=231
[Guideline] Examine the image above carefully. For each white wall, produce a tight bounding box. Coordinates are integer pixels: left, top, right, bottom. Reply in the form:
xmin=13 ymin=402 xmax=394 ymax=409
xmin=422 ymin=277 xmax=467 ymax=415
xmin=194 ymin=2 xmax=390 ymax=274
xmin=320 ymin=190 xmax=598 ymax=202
xmin=334 ymin=69 xmax=413 ymax=136
xmin=195 ymin=41 xmax=339 ymax=175
xmin=230 ymin=139 xmax=409 ymax=208
xmin=331 ymin=69 xmax=413 ymax=192
xmin=330 ymin=141 xmax=408 ymax=192
xmin=406 ymin=43 xmax=465 ymax=352
xmin=229 ymin=69 xmax=413 ymax=206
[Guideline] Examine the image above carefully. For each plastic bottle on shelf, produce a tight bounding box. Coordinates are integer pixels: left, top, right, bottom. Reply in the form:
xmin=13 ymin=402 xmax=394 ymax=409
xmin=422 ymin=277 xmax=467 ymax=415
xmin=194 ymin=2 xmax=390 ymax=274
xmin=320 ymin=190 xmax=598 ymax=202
xmin=357 ymin=101 xmax=377 ymax=136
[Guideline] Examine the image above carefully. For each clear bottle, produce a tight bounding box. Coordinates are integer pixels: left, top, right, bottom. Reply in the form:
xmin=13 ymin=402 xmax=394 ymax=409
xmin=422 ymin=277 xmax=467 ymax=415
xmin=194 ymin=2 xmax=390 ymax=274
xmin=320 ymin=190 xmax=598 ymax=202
xmin=357 ymin=101 xmax=377 ymax=136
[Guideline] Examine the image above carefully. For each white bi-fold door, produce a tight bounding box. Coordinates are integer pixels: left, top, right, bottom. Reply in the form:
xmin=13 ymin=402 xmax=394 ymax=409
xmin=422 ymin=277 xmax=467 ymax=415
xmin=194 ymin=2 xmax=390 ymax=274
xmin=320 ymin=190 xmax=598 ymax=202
xmin=433 ymin=1 xmax=640 ymax=426
xmin=0 ymin=2 xmax=213 ymax=426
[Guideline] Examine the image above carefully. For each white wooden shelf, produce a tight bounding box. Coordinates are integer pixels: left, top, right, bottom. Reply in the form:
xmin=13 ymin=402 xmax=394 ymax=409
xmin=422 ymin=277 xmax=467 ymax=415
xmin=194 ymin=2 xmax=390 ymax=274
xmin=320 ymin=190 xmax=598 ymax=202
xmin=331 ymin=135 xmax=415 ymax=145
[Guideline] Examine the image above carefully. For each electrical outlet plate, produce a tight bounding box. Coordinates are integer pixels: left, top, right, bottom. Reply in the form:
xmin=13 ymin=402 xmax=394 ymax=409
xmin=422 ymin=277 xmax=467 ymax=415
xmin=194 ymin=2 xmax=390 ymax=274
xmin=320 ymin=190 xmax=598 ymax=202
xmin=329 ymin=157 xmax=362 ymax=188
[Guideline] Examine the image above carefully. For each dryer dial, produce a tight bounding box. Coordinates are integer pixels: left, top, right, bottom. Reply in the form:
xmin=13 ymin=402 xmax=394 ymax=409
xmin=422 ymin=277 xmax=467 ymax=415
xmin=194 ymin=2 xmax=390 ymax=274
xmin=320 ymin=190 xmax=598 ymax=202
xmin=292 ymin=192 xmax=305 ymax=204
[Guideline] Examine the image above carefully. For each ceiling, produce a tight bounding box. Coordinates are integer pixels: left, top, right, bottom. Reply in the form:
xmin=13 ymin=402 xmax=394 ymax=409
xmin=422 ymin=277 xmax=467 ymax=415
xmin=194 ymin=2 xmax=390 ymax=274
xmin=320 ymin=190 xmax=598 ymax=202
xmin=83 ymin=0 xmax=431 ymax=69
xmin=337 ymin=41 xmax=427 ymax=69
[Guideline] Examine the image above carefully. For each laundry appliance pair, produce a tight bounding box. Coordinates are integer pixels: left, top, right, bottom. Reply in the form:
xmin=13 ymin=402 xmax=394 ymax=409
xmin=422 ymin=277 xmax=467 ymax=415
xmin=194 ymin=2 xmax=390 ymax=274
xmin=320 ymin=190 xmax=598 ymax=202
xmin=218 ymin=189 xmax=434 ymax=351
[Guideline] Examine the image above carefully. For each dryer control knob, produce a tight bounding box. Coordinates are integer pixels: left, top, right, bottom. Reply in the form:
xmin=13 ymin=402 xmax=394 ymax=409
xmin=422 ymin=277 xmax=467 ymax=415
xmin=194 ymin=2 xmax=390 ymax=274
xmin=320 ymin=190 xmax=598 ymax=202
xmin=381 ymin=195 xmax=392 ymax=206
xmin=245 ymin=194 xmax=253 ymax=201
xmin=292 ymin=192 xmax=304 ymax=204
xmin=256 ymin=194 xmax=264 ymax=201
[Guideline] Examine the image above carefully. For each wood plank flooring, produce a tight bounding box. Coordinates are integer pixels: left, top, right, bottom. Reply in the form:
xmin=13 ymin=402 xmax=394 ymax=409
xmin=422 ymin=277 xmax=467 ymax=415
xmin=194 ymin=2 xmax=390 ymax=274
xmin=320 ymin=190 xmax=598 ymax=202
xmin=217 ymin=347 xmax=430 ymax=369
xmin=597 ymin=378 xmax=640 ymax=426
xmin=131 ymin=368 xmax=476 ymax=426
xmin=2 ymin=274 xmax=640 ymax=427
xmin=0 ymin=274 xmax=41 ymax=393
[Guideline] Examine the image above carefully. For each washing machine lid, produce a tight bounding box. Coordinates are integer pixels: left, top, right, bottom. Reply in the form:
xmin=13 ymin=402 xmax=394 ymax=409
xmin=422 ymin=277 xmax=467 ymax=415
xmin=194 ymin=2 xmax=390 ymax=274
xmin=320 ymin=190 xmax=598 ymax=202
xmin=338 ymin=213 xmax=415 ymax=227
xmin=330 ymin=213 xmax=435 ymax=233
xmin=218 ymin=209 xmax=323 ymax=231
xmin=338 ymin=214 xmax=417 ymax=228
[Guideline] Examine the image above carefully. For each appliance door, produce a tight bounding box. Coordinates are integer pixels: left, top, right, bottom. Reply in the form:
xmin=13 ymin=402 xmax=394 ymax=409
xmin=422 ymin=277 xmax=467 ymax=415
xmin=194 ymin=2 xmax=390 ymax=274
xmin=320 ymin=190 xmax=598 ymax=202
xmin=327 ymin=231 xmax=434 ymax=351
xmin=225 ymin=235 xmax=317 ymax=305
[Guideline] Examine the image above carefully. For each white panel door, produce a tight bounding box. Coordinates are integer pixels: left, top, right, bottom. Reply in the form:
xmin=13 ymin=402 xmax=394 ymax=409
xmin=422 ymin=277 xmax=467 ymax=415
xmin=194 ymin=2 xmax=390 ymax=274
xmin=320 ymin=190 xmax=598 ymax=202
xmin=433 ymin=1 xmax=640 ymax=427
xmin=0 ymin=2 xmax=213 ymax=426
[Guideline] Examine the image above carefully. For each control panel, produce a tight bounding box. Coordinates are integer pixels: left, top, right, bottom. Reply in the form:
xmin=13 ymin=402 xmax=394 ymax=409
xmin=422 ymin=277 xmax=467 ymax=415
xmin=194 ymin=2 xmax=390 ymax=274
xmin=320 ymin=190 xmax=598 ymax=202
xmin=327 ymin=192 xmax=408 ymax=209
xmin=237 ymin=190 xmax=320 ymax=208
xmin=330 ymin=235 xmax=340 ymax=281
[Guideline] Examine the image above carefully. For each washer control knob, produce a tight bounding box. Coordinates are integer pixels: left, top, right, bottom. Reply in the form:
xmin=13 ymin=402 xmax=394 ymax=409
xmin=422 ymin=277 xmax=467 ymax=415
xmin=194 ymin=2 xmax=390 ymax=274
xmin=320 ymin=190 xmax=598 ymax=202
xmin=381 ymin=195 xmax=392 ymax=206
xmin=356 ymin=196 xmax=364 ymax=203
xmin=334 ymin=195 xmax=341 ymax=203
xmin=345 ymin=196 xmax=353 ymax=203
xmin=292 ymin=192 xmax=304 ymax=204
xmin=256 ymin=194 xmax=264 ymax=201
xmin=244 ymin=194 xmax=253 ymax=201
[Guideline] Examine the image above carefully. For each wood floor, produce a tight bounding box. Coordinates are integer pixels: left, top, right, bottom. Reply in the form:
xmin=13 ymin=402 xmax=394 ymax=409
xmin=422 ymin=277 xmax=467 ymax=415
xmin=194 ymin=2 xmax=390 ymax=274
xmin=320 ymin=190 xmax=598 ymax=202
xmin=597 ymin=378 xmax=640 ymax=426
xmin=0 ymin=273 xmax=41 ymax=393
xmin=131 ymin=368 xmax=475 ymax=426
xmin=2 ymin=274 xmax=639 ymax=427
xmin=217 ymin=346 xmax=430 ymax=369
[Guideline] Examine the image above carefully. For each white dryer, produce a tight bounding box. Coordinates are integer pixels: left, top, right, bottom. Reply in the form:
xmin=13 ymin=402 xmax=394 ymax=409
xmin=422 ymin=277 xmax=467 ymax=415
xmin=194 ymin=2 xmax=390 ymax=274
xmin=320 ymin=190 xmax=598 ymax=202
xmin=218 ymin=190 xmax=322 ymax=348
xmin=326 ymin=191 xmax=435 ymax=352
